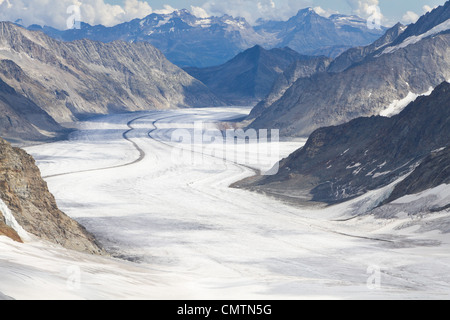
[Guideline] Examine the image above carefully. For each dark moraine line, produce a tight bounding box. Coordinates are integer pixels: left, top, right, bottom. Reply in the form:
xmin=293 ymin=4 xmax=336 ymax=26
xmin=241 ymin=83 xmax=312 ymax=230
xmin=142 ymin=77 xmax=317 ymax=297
xmin=43 ymin=115 xmax=150 ymax=179
xmin=147 ymin=115 xmax=261 ymax=176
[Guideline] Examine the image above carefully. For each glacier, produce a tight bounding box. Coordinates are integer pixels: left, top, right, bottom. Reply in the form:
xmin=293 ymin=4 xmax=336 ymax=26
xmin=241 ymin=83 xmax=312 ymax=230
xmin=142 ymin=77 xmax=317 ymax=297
xmin=0 ymin=108 xmax=448 ymax=299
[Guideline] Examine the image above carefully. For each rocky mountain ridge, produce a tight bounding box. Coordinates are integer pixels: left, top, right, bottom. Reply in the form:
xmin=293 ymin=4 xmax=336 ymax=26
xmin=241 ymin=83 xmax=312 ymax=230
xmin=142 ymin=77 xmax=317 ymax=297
xmin=239 ymin=81 xmax=450 ymax=205
xmin=247 ymin=2 xmax=450 ymax=137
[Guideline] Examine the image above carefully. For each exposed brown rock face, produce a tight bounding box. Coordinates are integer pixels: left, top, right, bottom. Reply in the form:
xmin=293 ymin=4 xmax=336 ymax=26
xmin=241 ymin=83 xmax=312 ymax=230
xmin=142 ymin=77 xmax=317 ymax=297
xmin=0 ymin=220 xmax=22 ymax=243
xmin=0 ymin=137 xmax=103 ymax=254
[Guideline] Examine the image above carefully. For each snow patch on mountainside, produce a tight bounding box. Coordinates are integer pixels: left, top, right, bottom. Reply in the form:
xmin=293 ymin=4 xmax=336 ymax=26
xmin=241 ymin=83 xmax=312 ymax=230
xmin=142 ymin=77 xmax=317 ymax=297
xmin=381 ymin=19 xmax=450 ymax=56
xmin=380 ymin=86 xmax=434 ymax=117
xmin=393 ymin=183 xmax=450 ymax=206
xmin=0 ymin=198 xmax=28 ymax=240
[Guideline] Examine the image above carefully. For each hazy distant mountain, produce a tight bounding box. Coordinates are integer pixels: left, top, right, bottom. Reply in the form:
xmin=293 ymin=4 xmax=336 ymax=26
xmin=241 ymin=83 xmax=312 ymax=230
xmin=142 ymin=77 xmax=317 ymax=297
xmin=29 ymin=8 xmax=385 ymax=68
xmin=255 ymin=9 xmax=386 ymax=58
xmin=0 ymin=22 xmax=223 ymax=133
xmin=184 ymin=46 xmax=317 ymax=105
xmin=239 ymin=81 xmax=450 ymax=204
xmin=248 ymin=2 xmax=450 ymax=137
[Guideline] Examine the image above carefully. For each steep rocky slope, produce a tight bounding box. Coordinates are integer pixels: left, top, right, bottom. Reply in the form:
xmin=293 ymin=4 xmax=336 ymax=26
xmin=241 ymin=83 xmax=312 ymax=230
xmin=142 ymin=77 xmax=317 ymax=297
xmin=248 ymin=55 xmax=332 ymax=119
xmin=327 ymin=23 xmax=407 ymax=73
xmin=0 ymin=22 xmax=223 ymax=127
xmin=0 ymin=76 xmax=65 ymax=143
xmin=248 ymin=2 xmax=450 ymax=137
xmin=384 ymin=147 xmax=450 ymax=204
xmin=0 ymin=137 xmax=103 ymax=254
xmin=184 ymin=46 xmax=311 ymax=105
xmin=239 ymin=82 xmax=450 ymax=204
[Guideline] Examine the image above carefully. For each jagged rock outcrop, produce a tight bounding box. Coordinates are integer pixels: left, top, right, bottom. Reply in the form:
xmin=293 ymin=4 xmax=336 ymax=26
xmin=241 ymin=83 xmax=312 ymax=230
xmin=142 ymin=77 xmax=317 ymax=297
xmin=0 ymin=137 xmax=103 ymax=254
xmin=239 ymin=82 xmax=450 ymax=204
xmin=184 ymin=46 xmax=312 ymax=105
xmin=0 ymin=22 xmax=223 ymax=129
xmin=248 ymin=2 xmax=450 ymax=137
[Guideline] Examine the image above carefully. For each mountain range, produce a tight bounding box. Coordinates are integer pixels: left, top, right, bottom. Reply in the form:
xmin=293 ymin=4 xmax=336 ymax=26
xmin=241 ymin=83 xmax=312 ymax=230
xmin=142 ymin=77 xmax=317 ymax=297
xmin=27 ymin=8 xmax=386 ymax=68
xmin=184 ymin=45 xmax=331 ymax=105
xmin=238 ymin=81 xmax=450 ymax=205
xmin=247 ymin=1 xmax=450 ymax=137
xmin=0 ymin=22 xmax=223 ymax=142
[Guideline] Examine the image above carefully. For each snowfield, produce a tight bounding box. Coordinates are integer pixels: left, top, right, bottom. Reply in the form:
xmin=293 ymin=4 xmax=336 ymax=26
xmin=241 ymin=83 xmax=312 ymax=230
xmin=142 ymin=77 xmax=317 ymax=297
xmin=1 ymin=107 xmax=449 ymax=300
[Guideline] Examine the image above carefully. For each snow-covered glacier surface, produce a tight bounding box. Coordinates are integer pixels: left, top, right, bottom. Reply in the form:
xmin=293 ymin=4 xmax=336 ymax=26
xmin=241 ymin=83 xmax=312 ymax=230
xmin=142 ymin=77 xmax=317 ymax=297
xmin=0 ymin=107 xmax=449 ymax=299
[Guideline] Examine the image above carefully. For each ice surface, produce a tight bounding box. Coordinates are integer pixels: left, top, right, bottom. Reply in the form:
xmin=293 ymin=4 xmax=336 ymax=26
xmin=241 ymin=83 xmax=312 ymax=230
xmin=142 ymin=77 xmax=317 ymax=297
xmin=0 ymin=108 xmax=449 ymax=299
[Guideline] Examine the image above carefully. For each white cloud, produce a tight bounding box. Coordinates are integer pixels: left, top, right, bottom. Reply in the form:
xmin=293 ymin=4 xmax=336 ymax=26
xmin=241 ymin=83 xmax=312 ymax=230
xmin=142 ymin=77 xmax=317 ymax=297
xmin=346 ymin=0 xmax=386 ymax=27
xmin=154 ymin=4 xmax=177 ymax=15
xmin=0 ymin=0 xmax=153 ymax=29
xmin=402 ymin=11 xmax=420 ymax=24
xmin=202 ymin=0 xmax=312 ymax=24
xmin=423 ymin=5 xmax=437 ymax=13
xmin=123 ymin=0 xmax=153 ymax=21
xmin=313 ymin=6 xmax=338 ymax=18
xmin=346 ymin=0 xmax=383 ymax=19
xmin=190 ymin=6 xmax=209 ymax=19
